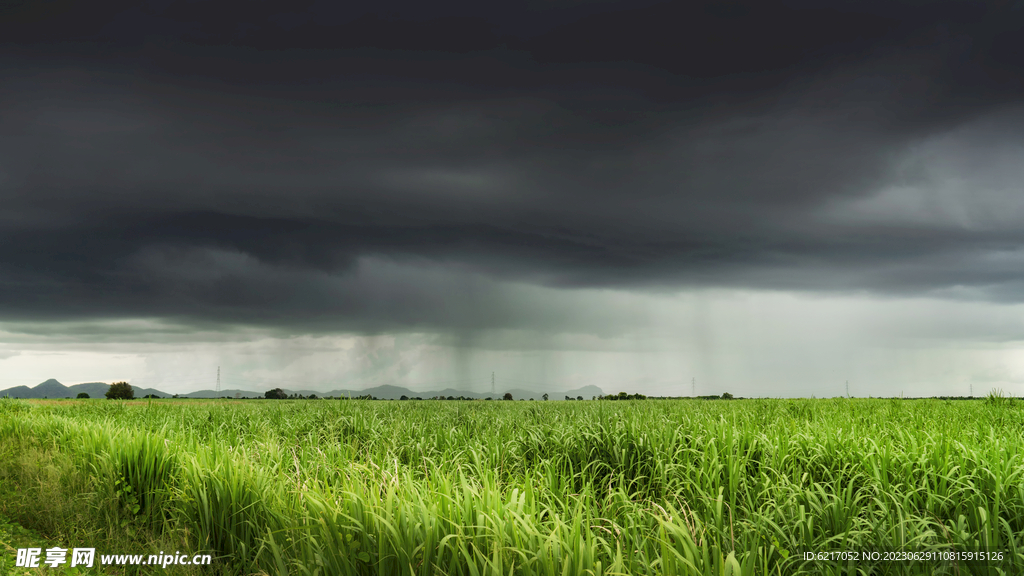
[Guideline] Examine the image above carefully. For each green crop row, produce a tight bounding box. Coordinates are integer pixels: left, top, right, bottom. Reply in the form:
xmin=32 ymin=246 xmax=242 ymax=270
xmin=1 ymin=397 xmax=1022 ymax=575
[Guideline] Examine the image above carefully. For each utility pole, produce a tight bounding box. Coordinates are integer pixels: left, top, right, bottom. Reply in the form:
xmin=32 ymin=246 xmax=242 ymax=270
xmin=846 ymin=380 xmax=849 ymax=397
xmin=491 ymin=372 xmax=495 ymax=397
xmin=217 ymin=366 xmax=221 ymax=396
xmin=970 ymin=382 xmax=973 ymax=398
xmin=692 ymin=377 xmax=695 ymax=398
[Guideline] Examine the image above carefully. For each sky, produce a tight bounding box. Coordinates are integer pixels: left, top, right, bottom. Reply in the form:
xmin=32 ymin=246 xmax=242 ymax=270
xmin=2 ymin=0 xmax=1024 ymax=397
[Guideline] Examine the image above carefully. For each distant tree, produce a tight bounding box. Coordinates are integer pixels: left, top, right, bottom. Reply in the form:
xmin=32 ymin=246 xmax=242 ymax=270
xmin=172 ymin=394 xmax=179 ymax=398
xmin=504 ymin=392 xmax=513 ymax=401
xmin=721 ymin=392 xmax=734 ymax=400
xmin=143 ymin=394 xmax=159 ymax=399
xmin=577 ymin=396 xmax=584 ymax=401
xmin=265 ymin=388 xmax=287 ymax=400
xmin=542 ymin=393 xmax=549 ymax=401
xmin=76 ymin=392 xmax=90 ymax=399
xmin=308 ymin=394 xmax=318 ymax=400
xmin=530 ymin=398 xmax=534 ymax=401
xmin=105 ymin=381 xmax=134 ymax=400
xmin=618 ymin=391 xmax=629 ymax=400
xmin=400 ymin=395 xmax=409 ymax=400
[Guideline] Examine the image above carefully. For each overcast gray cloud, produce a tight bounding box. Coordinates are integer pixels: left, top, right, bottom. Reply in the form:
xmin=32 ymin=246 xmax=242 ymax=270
xmin=2 ymin=1 xmax=1024 ymax=395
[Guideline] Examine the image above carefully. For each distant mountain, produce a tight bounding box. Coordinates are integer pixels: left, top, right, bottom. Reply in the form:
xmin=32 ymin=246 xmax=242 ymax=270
xmin=2 ymin=379 xmax=604 ymax=401
xmin=0 ymin=384 xmax=32 ymax=398
xmin=33 ymin=378 xmax=70 ymax=398
xmin=0 ymin=379 xmax=171 ymax=399
xmin=0 ymin=378 xmax=87 ymax=399
xmin=184 ymin=388 xmax=264 ymax=399
xmin=184 ymin=384 xmax=604 ymax=400
xmin=69 ymin=382 xmax=170 ymax=398
xmin=67 ymin=382 xmax=120 ymax=398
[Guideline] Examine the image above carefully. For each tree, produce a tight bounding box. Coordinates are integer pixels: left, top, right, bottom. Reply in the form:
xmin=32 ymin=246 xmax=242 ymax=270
xmin=542 ymin=393 xmax=549 ymax=401
xmin=721 ymin=392 xmax=734 ymax=400
xmin=265 ymin=388 xmax=287 ymax=400
xmin=400 ymin=395 xmax=409 ymax=401
xmin=105 ymin=381 xmax=134 ymax=400
xmin=503 ymin=392 xmax=513 ymax=401
xmin=76 ymin=392 xmax=89 ymax=399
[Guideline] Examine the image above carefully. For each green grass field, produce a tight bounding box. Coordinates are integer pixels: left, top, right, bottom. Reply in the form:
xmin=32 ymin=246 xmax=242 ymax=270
xmin=1 ymin=397 xmax=1022 ymax=575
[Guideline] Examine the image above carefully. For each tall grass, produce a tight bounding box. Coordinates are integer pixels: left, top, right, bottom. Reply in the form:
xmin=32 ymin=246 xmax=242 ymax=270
xmin=1 ymin=397 xmax=1022 ymax=575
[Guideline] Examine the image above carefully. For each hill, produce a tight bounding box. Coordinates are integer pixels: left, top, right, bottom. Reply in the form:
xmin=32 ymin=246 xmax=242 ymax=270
xmin=182 ymin=384 xmax=604 ymax=400
xmin=0 ymin=379 xmax=171 ymax=399
xmin=2 ymin=380 xmax=604 ymax=401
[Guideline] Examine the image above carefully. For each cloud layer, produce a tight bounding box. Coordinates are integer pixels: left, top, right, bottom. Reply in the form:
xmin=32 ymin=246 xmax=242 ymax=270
xmin=2 ymin=0 xmax=1024 ymax=339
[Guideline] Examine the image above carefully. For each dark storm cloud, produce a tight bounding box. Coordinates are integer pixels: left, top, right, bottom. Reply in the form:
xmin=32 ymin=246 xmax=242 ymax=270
xmin=2 ymin=0 xmax=1024 ymax=332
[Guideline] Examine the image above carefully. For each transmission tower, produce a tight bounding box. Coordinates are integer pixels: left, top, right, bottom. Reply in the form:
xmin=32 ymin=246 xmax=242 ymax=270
xmin=216 ymin=366 xmax=221 ymax=395
xmin=491 ymin=372 xmax=495 ymax=396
